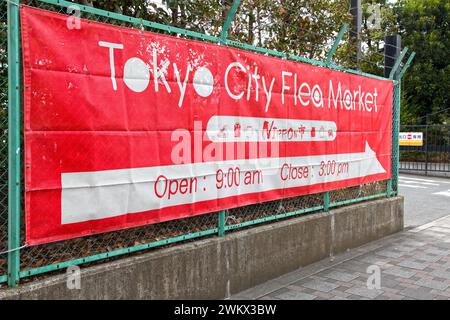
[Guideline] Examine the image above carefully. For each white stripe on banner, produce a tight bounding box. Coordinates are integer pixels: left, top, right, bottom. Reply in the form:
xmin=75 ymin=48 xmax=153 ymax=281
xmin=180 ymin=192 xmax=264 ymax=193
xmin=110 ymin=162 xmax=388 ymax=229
xmin=61 ymin=142 xmax=386 ymax=224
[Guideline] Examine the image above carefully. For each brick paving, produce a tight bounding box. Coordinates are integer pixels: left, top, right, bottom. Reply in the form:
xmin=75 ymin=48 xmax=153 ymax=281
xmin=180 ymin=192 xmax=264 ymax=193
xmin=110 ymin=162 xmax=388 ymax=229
xmin=231 ymin=214 xmax=450 ymax=300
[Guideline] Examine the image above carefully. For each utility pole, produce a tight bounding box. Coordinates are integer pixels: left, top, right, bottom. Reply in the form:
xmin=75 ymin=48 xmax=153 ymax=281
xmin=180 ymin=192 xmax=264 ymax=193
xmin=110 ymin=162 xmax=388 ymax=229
xmin=350 ymin=0 xmax=362 ymax=66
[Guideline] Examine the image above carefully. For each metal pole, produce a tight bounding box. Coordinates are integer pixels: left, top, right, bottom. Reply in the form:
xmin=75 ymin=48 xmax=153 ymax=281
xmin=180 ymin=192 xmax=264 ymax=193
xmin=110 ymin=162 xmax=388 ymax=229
xmin=7 ymin=0 xmax=22 ymax=287
xmin=326 ymin=23 xmax=348 ymax=67
xmin=390 ymin=51 xmax=415 ymax=194
xmin=218 ymin=210 xmax=226 ymax=237
xmin=350 ymin=0 xmax=362 ymax=65
xmin=389 ymin=48 xmax=408 ymax=80
xmin=392 ymin=81 xmax=401 ymax=194
xmin=398 ymin=52 xmax=415 ymax=80
xmin=220 ymin=0 xmax=241 ymax=43
xmin=324 ymin=192 xmax=330 ymax=212
xmin=384 ymin=35 xmax=402 ymax=78
xmin=395 ymin=51 xmax=416 ymax=181
xmin=387 ymin=180 xmax=392 ymax=197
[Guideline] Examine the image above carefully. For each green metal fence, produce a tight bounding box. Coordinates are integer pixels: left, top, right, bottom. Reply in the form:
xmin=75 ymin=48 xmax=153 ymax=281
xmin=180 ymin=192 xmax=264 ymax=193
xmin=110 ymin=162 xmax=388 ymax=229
xmin=0 ymin=0 xmax=414 ymax=288
xmin=0 ymin=0 xmax=7 ymax=284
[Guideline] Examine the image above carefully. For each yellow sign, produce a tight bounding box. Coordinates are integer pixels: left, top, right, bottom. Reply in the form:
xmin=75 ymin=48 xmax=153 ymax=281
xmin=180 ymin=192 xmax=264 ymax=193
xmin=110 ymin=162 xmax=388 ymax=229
xmin=399 ymin=132 xmax=423 ymax=146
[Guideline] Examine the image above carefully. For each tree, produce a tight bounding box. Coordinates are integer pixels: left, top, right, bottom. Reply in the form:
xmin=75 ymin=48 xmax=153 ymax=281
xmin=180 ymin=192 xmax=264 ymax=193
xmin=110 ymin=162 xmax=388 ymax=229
xmin=395 ymin=0 xmax=450 ymax=124
xmin=333 ymin=0 xmax=399 ymax=75
xmin=73 ymin=0 xmax=225 ymax=35
xmin=6 ymin=0 xmax=447 ymax=125
xmin=69 ymin=0 xmax=353 ymax=61
xmin=233 ymin=0 xmax=352 ymax=60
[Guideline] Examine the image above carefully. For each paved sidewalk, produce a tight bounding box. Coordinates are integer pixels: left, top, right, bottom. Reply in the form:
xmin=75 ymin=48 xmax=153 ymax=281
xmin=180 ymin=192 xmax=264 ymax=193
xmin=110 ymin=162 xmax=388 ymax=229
xmin=231 ymin=215 xmax=450 ymax=300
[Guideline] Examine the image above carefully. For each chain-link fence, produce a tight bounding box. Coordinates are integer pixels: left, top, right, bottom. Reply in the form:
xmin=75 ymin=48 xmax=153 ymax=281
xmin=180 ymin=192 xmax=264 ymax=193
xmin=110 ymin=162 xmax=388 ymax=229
xmin=392 ymin=81 xmax=401 ymax=192
xmin=0 ymin=0 xmax=408 ymax=288
xmin=1 ymin=0 xmax=9 ymax=284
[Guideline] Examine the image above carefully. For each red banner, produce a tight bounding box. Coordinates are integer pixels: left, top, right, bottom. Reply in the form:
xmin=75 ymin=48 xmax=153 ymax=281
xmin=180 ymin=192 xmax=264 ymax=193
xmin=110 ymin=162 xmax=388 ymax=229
xmin=21 ymin=6 xmax=393 ymax=245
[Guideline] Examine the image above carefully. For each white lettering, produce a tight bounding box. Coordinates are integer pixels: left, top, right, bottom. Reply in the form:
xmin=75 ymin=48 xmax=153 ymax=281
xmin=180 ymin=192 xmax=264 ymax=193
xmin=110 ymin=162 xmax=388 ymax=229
xmin=98 ymin=41 xmax=124 ymax=91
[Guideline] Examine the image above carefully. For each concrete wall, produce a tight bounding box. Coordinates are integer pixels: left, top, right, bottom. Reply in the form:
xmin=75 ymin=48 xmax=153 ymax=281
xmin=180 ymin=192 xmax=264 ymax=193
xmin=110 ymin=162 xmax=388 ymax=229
xmin=0 ymin=197 xmax=403 ymax=300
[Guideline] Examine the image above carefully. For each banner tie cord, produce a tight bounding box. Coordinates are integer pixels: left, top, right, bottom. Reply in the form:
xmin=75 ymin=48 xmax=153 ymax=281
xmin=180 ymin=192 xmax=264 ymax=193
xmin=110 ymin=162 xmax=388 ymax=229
xmin=0 ymin=244 xmax=28 ymax=255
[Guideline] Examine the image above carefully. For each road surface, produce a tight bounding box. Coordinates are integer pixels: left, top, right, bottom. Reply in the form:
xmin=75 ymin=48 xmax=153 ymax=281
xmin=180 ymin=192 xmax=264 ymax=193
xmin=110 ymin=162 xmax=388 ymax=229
xmin=399 ymin=174 xmax=450 ymax=227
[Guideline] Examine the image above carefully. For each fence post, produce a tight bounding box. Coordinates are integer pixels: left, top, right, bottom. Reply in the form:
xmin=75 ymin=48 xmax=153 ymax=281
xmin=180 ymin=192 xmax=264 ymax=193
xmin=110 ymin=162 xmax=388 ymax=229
xmin=398 ymin=52 xmax=416 ymax=80
xmin=218 ymin=210 xmax=226 ymax=237
xmin=387 ymin=180 xmax=392 ymax=197
xmin=389 ymin=48 xmax=408 ymax=80
xmin=7 ymin=0 xmax=22 ymax=287
xmin=395 ymin=51 xmax=416 ymax=185
xmin=324 ymin=192 xmax=330 ymax=212
xmin=326 ymin=23 xmax=348 ymax=67
xmin=392 ymin=80 xmax=401 ymax=195
xmin=220 ymin=0 xmax=241 ymax=43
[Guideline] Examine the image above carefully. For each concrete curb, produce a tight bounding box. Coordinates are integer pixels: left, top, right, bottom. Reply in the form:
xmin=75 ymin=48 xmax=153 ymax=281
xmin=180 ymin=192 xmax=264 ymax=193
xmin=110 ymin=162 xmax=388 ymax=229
xmin=0 ymin=197 xmax=403 ymax=300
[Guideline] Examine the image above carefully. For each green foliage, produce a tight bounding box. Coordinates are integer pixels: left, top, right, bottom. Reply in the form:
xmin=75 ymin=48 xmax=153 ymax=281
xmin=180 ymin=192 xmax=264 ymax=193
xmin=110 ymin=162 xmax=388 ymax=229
xmin=1 ymin=0 xmax=448 ymax=126
xmin=335 ymin=0 xmax=399 ymax=76
xmin=72 ymin=0 xmax=226 ymax=35
xmin=396 ymin=0 xmax=450 ymax=124
xmin=231 ymin=0 xmax=352 ymax=60
xmin=71 ymin=0 xmax=353 ymax=60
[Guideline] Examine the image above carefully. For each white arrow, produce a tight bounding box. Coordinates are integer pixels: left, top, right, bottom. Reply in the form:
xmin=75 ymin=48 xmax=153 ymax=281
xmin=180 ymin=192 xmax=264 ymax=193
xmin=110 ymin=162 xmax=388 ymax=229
xmin=61 ymin=141 xmax=386 ymax=224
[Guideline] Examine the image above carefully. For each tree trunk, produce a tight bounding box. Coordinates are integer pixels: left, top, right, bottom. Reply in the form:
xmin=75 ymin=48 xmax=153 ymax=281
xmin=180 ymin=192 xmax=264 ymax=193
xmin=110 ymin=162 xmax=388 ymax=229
xmin=248 ymin=8 xmax=255 ymax=44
